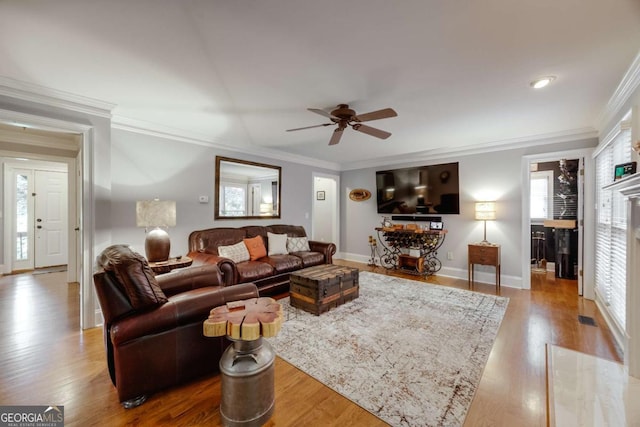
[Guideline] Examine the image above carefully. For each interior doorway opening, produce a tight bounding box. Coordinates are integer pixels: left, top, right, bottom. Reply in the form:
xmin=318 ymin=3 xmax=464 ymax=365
xmin=4 ymin=159 xmax=69 ymax=272
xmin=521 ymin=148 xmax=595 ymax=298
xmin=312 ymin=173 xmax=340 ymax=251
xmin=529 ymin=159 xmax=580 ymax=282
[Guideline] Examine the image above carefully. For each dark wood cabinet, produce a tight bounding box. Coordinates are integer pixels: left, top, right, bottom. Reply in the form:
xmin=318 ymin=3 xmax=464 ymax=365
xmin=468 ymin=244 xmax=501 ymax=292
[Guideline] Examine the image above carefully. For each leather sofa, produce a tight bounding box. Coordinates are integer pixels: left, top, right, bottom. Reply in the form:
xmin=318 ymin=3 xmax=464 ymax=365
xmin=93 ymin=244 xmax=259 ymax=408
xmin=187 ymin=225 xmax=336 ymax=296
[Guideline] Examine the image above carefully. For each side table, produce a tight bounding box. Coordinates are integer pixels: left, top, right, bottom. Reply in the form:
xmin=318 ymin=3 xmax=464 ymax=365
xmin=468 ymin=243 xmax=501 ymax=293
xmin=203 ymin=298 xmax=283 ymax=427
xmin=147 ymin=256 xmax=192 ymax=274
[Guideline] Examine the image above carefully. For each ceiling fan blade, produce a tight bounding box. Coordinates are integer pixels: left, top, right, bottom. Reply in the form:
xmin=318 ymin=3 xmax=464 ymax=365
xmin=286 ymin=123 xmax=333 ymax=132
xmin=352 ymin=123 xmax=392 ymax=139
xmin=308 ymin=108 xmax=336 ymax=119
xmin=353 ymin=108 xmax=398 ymax=122
xmin=328 ymin=128 xmax=344 ymax=145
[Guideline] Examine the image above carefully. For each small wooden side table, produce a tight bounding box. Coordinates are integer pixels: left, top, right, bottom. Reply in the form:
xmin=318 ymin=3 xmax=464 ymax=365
xmin=147 ymin=256 xmax=192 ymax=274
xmin=468 ymin=243 xmax=501 ymax=292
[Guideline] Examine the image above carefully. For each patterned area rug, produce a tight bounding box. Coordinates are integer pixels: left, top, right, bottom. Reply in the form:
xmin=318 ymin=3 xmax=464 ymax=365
xmin=267 ymin=271 xmax=509 ymax=427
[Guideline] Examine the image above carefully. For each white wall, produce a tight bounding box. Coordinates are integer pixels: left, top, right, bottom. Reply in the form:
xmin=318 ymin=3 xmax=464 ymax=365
xmin=109 ymin=129 xmax=335 ymax=256
xmin=340 ymin=137 xmax=598 ymax=287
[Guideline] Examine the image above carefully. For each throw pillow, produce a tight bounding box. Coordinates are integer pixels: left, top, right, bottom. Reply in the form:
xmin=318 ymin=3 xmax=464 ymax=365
xmin=217 ymin=241 xmax=250 ymax=263
xmin=267 ymin=232 xmax=289 ymax=256
xmin=244 ymin=235 xmax=267 ymax=260
xmin=287 ymin=236 xmax=310 ymax=253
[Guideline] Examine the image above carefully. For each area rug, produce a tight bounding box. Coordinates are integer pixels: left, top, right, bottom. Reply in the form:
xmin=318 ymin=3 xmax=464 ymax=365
xmin=267 ymin=271 xmax=509 ymax=427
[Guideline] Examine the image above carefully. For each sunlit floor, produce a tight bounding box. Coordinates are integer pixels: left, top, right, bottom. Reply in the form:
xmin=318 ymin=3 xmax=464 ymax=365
xmin=548 ymin=345 xmax=640 ymax=426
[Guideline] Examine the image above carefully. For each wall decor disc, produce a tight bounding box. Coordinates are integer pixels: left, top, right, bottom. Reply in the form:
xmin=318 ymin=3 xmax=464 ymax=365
xmin=349 ymin=188 xmax=372 ymax=201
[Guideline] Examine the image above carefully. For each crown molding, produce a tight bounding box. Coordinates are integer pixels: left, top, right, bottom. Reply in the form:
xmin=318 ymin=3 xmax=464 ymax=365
xmin=597 ymin=50 xmax=640 ymax=131
xmin=111 ymin=115 xmax=341 ymax=171
xmin=340 ymin=127 xmax=598 ymax=171
xmin=0 ymin=125 xmax=80 ymax=152
xmin=0 ymin=76 xmax=115 ymax=118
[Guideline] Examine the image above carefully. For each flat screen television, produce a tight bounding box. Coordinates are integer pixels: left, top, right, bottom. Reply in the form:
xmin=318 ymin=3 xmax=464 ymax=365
xmin=376 ymin=162 xmax=460 ymax=215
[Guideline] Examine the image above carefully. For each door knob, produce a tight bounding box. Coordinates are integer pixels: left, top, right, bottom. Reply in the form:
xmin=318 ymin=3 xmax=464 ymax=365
xmin=37 ymin=225 xmax=42 ymax=229
xmin=36 ymin=218 xmax=42 ymax=222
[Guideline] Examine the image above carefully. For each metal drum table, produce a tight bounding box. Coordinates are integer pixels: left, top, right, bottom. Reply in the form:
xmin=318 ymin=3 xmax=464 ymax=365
xmin=203 ymin=297 xmax=283 ymax=427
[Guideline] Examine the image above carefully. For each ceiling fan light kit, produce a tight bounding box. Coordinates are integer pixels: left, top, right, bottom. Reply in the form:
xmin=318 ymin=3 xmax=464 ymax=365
xmin=287 ymin=103 xmax=397 ymax=145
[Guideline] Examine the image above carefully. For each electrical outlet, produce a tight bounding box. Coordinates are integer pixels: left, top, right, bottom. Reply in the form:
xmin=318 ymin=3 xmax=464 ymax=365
xmin=198 ymin=195 xmax=209 ymax=203
xmin=447 ymin=251 xmax=454 ymax=260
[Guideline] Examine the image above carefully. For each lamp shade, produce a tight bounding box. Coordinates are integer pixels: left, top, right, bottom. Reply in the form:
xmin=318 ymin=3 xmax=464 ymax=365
xmin=260 ymin=203 xmax=273 ymax=215
xmin=136 ymin=200 xmax=176 ymax=262
xmin=136 ymin=200 xmax=176 ymax=227
xmin=475 ymin=201 xmax=496 ymax=221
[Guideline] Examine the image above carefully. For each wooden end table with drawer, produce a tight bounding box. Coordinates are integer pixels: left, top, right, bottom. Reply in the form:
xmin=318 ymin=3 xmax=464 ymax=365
xmin=468 ymin=243 xmax=501 ymax=293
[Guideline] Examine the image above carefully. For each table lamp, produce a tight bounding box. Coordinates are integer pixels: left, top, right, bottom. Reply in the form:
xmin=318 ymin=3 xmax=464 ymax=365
xmin=136 ymin=199 xmax=176 ymax=262
xmin=475 ymin=201 xmax=496 ymax=245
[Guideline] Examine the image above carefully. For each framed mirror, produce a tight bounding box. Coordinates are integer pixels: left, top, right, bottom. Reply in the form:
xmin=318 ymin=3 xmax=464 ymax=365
xmin=215 ymin=156 xmax=281 ymax=219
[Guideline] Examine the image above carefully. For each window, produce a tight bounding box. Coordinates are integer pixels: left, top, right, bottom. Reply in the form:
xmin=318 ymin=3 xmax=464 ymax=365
xmin=220 ymin=183 xmax=247 ymax=216
xmin=530 ymin=170 xmax=554 ymax=221
xmin=15 ymin=173 xmax=29 ymax=261
xmin=594 ymin=114 xmax=631 ymax=330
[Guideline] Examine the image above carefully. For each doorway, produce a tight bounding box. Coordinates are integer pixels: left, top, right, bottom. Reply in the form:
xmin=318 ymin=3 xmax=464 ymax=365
xmin=521 ymin=148 xmax=595 ymax=298
xmin=312 ymin=173 xmax=340 ymax=250
xmin=0 ymin=113 xmax=93 ymax=328
xmin=4 ymin=161 xmax=69 ymax=271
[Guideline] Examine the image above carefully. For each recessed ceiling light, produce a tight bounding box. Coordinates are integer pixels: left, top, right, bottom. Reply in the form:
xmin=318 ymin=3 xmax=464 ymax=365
xmin=530 ymin=76 xmax=556 ymax=89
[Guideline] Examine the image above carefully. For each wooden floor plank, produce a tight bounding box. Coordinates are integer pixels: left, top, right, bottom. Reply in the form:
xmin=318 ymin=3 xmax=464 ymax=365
xmin=0 ymin=262 xmax=621 ymax=426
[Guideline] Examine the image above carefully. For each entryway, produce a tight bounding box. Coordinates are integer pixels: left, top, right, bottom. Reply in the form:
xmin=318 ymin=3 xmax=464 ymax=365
xmin=521 ymin=147 xmax=594 ymax=297
xmin=3 ymin=160 xmax=69 ymax=272
xmin=312 ymin=173 xmax=340 ymax=250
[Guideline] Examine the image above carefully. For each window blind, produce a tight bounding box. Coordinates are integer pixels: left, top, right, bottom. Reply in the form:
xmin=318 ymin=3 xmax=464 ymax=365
xmin=594 ymin=123 xmax=631 ymax=330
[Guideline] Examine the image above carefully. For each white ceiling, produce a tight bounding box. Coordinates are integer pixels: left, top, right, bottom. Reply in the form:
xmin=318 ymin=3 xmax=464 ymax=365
xmin=1 ymin=1 xmax=639 ymax=170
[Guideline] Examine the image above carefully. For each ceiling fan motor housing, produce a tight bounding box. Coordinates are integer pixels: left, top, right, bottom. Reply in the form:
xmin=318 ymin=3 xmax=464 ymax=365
xmin=331 ymin=104 xmax=356 ymax=121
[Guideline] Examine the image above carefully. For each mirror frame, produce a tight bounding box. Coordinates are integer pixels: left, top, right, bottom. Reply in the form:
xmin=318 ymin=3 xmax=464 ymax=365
xmin=215 ymin=156 xmax=282 ymax=220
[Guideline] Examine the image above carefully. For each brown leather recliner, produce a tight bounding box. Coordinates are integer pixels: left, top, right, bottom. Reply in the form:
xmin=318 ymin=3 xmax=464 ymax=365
xmin=93 ymin=245 xmax=259 ymax=408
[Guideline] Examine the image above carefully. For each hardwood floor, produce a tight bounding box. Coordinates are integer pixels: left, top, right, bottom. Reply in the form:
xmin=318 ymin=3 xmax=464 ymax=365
xmin=0 ymin=262 xmax=620 ymax=426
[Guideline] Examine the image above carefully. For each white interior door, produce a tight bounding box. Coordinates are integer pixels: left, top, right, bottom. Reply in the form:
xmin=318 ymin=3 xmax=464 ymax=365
xmin=34 ymin=170 xmax=68 ymax=268
xmin=577 ymin=158 xmax=584 ymax=295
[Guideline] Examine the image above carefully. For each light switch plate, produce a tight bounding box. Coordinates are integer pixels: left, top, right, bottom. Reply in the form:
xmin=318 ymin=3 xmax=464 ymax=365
xmin=199 ymin=196 xmax=209 ymax=203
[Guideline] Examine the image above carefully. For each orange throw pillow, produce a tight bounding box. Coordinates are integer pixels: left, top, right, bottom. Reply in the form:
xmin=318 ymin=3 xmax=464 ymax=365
xmin=244 ymin=236 xmax=267 ymax=261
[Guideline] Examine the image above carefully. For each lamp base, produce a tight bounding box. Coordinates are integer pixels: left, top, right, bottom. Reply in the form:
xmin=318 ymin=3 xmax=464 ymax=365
xmin=145 ymin=227 xmax=171 ymax=262
xmin=476 ymin=239 xmax=493 ymax=246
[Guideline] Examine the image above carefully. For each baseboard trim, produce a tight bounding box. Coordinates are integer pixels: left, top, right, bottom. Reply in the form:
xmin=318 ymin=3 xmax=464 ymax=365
xmin=594 ymin=289 xmax=626 ymax=358
xmin=94 ymin=309 xmax=104 ymax=329
xmin=336 ymin=252 xmax=522 ymax=289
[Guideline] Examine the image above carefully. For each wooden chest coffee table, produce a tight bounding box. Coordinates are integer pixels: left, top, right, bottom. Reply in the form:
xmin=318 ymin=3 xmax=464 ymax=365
xmin=289 ymin=264 xmax=359 ymax=315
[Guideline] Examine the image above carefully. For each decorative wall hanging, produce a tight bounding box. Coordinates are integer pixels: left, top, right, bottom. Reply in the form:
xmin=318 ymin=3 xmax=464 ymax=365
xmin=349 ymin=188 xmax=372 ymax=202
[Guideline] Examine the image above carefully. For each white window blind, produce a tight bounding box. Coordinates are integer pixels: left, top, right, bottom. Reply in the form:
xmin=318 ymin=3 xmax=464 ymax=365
xmin=594 ymin=123 xmax=631 ymax=330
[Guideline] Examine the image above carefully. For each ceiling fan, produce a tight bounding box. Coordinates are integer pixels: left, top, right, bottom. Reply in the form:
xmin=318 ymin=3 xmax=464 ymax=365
xmin=286 ymin=104 xmax=397 ymax=145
